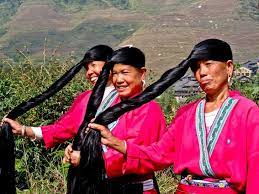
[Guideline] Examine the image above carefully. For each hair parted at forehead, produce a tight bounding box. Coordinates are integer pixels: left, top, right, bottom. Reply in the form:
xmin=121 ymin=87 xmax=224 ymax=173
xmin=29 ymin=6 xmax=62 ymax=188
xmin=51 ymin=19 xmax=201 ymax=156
xmin=67 ymin=44 xmax=191 ymax=193
xmin=83 ymin=44 xmax=113 ymax=63
xmin=109 ymin=46 xmax=145 ymax=69
xmin=189 ymin=39 xmax=233 ymax=64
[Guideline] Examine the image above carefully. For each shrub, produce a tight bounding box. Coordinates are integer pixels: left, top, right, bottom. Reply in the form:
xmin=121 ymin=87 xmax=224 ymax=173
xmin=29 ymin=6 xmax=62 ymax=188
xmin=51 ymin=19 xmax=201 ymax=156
xmin=1 ymin=54 xmax=91 ymax=193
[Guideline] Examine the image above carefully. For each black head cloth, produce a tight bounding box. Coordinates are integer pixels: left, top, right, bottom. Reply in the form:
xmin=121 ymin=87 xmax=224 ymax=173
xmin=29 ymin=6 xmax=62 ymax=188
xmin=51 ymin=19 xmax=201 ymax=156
xmin=189 ymin=39 xmax=233 ymax=70
xmin=109 ymin=46 xmax=145 ymax=69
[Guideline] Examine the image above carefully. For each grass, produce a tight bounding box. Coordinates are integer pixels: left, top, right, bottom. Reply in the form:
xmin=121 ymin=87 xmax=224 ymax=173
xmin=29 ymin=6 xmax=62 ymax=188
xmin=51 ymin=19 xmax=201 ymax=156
xmin=1 ymin=50 xmax=258 ymax=193
xmin=1 ymin=51 xmax=180 ymax=193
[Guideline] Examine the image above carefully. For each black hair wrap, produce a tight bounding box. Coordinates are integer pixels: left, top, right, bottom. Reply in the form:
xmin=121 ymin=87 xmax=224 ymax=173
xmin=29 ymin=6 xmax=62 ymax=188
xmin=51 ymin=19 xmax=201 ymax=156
xmin=67 ymin=48 xmax=191 ymax=193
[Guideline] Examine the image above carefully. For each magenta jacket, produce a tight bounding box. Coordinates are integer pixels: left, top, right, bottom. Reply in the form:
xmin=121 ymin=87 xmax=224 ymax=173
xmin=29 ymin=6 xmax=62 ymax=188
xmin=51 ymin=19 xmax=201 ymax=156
xmin=41 ymin=90 xmax=166 ymax=194
xmin=123 ymin=91 xmax=259 ymax=194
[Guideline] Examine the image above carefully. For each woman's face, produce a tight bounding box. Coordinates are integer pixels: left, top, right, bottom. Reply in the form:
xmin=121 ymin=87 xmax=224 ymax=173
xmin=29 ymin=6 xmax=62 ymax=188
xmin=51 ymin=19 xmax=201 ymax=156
xmin=192 ymin=60 xmax=233 ymax=95
xmin=85 ymin=61 xmax=105 ymax=85
xmin=112 ymin=63 xmax=146 ymax=100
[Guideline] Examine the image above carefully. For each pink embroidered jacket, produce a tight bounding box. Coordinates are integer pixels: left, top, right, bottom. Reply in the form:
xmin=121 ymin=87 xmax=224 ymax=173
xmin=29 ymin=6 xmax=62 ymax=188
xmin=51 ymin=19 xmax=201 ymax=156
xmin=41 ymin=90 xmax=166 ymax=194
xmin=123 ymin=91 xmax=259 ymax=194
xmin=42 ymin=90 xmax=92 ymax=148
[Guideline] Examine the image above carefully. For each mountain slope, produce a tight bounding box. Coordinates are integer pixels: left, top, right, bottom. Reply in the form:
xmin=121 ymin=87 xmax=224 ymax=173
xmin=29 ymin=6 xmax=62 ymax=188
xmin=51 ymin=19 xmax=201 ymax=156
xmin=0 ymin=0 xmax=258 ymax=76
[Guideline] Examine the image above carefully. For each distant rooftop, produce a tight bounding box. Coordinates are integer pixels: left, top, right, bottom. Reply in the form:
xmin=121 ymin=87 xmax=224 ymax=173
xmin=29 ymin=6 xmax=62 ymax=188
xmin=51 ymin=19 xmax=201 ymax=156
xmin=242 ymin=58 xmax=259 ymax=75
xmin=173 ymin=74 xmax=201 ymax=97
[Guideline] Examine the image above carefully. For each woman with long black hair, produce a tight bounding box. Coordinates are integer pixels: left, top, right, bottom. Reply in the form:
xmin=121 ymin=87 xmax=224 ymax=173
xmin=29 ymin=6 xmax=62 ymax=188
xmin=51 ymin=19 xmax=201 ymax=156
xmin=2 ymin=43 xmax=190 ymax=193
xmin=3 ymin=45 xmax=114 ymax=148
xmin=64 ymin=46 xmax=167 ymax=194
xmin=0 ymin=44 xmax=113 ymax=194
xmin=88 ymin=39 xmax=259 ymax=194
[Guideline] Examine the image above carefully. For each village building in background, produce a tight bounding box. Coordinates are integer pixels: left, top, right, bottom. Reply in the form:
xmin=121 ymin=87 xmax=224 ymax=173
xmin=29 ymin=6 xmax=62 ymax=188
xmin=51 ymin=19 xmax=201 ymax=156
xmin=173 ymin=58 xmax=259 ymax=100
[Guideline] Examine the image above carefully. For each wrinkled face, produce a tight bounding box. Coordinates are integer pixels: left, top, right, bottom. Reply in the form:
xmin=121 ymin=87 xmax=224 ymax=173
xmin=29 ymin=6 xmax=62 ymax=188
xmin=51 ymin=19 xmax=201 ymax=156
xmin=112 ymin=63 xmax=146 ymax=100
xmin=192 ymin=60 xmax=233 ymax=95
xmin=85 ymin=61 xmax=105 ymax=85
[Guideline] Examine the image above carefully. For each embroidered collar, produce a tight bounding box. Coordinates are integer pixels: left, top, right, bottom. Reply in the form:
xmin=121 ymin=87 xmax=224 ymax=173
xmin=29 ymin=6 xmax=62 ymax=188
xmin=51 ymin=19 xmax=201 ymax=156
xmin=96 ymin=89 xmax=119 ymax=131
xmin=95 ymin=89 xmax=119 ymax=153
xmin=195 ymin=97 xmax=238 ymax=176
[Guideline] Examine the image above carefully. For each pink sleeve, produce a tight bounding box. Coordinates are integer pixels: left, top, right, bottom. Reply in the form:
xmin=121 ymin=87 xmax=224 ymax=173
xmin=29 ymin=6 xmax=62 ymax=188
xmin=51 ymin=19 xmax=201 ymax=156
xmin=41 ymin=91 xmax=91 ymax=149
xmin=104 ymin=101 xmax=167 ymax=178
xmin=246 ymin=105 xmax=259 ymax=194
xmin=121 ymin=106 xmax=185 ymax=175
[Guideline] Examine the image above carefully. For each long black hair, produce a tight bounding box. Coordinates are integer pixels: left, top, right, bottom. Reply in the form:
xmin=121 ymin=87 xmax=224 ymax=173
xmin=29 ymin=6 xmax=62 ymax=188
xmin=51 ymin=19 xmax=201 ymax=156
xmin=0 ymin=44 xmax=113 ymax=194
xmin=67 ymin=46 xmax=190 ymax=194
xmin=67 ymin=47 xmax=146 ymax=194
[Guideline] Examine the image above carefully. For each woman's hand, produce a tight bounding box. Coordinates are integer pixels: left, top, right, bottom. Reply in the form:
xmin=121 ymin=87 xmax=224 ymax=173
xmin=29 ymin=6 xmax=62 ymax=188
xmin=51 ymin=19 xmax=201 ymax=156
xmin=1 ymin=118 xmax=36 ymax=139
xmin=88 ymin=123 xmax=127 ymax=154
xmin=2 ymin=117 xmax=23 ymax=135
xmin=63 ymin=144 xmax=81 ymax=167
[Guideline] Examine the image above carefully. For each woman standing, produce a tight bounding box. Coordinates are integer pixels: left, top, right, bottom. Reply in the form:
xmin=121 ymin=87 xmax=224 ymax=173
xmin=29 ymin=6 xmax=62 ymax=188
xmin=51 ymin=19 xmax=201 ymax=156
xmin=3 ymin=44 xmax=114 ymax=148
xmin=64 ymin=46 xmax=167 ymax=194
xmin=90 ymin=39 xmax=259 ymax=194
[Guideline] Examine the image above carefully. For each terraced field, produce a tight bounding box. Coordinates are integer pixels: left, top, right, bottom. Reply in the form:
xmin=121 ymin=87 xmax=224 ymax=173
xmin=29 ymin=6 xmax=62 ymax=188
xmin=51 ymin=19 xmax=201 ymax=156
xmin=0 ymin=0 xmax=258 ymax=77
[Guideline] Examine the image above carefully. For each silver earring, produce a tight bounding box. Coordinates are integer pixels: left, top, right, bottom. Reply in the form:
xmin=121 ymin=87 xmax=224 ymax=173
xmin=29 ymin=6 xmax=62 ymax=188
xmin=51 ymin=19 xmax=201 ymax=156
xmin=228 ymin=76 xmax=231 ymax=83
xmin=142 ymin=80 xmax=146 ymax=87
xmin=228 ymin=75 xmax=232 ymax=86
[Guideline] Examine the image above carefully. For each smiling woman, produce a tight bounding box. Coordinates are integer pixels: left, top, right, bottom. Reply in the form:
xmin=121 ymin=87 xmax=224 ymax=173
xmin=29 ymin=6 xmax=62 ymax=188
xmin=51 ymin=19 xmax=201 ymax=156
xmin=65 ymin=47 xmax=167 ymax=194
xmin=112 ymin=63 xmax=146 ymax=99
xmin=3 ymin=45 xmax=114 ymax=148
xmin=89 ymin=39 xmax=259 ymax=194
xmin=85 ymin=60 xmax=108 ymax=85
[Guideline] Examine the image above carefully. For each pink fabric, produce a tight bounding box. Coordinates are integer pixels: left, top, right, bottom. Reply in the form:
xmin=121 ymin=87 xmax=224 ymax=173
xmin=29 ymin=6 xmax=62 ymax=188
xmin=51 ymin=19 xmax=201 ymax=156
xmin=41 ymin=90 xmax=166 ymax=194
xmin=123 ymin=91 xmax=259 ymax=193
xmin=42 ymin=90 xmax=92 ymax=148
xmin=104 ymin=97 xmax=167 ymax=194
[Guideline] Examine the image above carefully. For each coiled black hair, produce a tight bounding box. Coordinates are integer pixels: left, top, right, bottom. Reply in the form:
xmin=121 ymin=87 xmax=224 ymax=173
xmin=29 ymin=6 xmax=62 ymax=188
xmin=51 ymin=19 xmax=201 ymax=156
xmin=67 ymin=46 xmax=190 ymax=194
xmin=0 ymin=45 xmax=113 ymax=194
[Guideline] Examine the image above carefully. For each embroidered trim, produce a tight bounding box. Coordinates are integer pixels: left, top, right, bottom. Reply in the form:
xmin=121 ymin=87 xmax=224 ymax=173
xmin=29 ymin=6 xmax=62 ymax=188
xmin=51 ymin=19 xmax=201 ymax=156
xmin=196 ymin=97 xmax=238 ymax=177
xmin=196 ymin=100 xmax=215 ymax=176
xmin=95 ymin=89 xmax=119 ymax=152
xmin=96 ymin=89 xmax=117 ymax=116
xmin=207 ymin=98 xmax=238 ymax=155
xmin=96 ymin=89 xmax=119 ymax=131
xmin=180 ymin=179 xmax=230 ymax=188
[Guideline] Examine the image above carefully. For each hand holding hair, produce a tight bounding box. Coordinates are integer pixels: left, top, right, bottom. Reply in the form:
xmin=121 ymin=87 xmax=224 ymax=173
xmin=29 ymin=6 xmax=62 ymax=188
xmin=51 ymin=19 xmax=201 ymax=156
xmin=67 ymin=47 xmax=191 ymax=194
xmin=0 ymin=59 xmax=86 ymax=194
xmin=88 ymin=123 xmax=126 ymax=154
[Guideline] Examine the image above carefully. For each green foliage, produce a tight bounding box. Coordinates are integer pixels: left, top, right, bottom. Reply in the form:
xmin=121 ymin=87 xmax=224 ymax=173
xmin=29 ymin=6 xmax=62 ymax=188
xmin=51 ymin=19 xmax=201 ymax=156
xmin=0 ymin=0 xmax=22 ymax=37
xmin=0 ymin=53 xmax=91 ymax=193
xmin=1 ymin=52 xmax=258 ymax=193
xmin=53 ymin=0 xmax=106 ymax=12
xmin=232 ymin=62 xmax=259 ymax=104
xmin=0 ymin=27 xmax=6 ymax=37
xmin=53 ymin=0 xmax=135 ymax=11
xmin=155 ymin=167 xmax=179 ymax=193
xmin=240 ymin=0 xmax=259 ymax=20
xmin=109 ymin=0 xmax=129 ymax=9
xmin=231 ymin=74 xmax=259 ymax=103
xmin=0 ymin=0 xmax=22 ymax=24
xmin=156 ymin=89 xmax=180 ymax=124
xmin=71 ymin=21 xmax=138 ymax=42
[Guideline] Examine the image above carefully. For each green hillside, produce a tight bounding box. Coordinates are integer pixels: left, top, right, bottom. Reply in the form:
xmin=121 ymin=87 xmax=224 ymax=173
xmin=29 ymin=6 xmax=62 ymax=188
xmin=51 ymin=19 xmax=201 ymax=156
xmin=240 ymin=0 xmax=259 ymax=20
xmin=0 ymin=0 xmax=22 ymax=36
xmin=0 ymin=0 xmax=145 ymax=59
xmin=0 ymin=0 xmax=258 ymax=75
